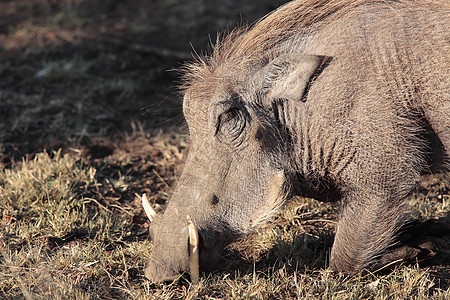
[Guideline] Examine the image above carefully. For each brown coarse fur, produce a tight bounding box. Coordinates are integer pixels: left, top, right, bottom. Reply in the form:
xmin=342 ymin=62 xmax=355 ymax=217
xmin=146 ymin=0 xmax=449 ymax=282
xmin=183 ymin=0 xmax=449 ymax=88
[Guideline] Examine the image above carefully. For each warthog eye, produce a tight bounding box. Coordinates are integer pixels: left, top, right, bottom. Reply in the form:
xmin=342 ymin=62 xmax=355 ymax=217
xmin=219 ymin=107 xmax=239 ymax=126
xmin=216 ymin=107 xmax=246 ymax=143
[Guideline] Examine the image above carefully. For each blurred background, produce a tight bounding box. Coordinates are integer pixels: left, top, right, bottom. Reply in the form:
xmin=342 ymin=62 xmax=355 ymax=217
xmin=0 ymin=0 xmax=289 ymax=163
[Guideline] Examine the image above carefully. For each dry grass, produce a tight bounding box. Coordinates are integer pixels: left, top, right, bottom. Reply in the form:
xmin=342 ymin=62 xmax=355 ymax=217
xmin=0 ymin=149 xmax=448 ymax=298
xmin=0 ymin=151 xmax=142 ymax=298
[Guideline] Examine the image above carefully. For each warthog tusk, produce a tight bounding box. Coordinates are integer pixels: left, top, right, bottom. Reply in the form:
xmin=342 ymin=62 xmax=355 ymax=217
xmin=142 ymin=193 xmax=157 ymax=222
xmin=187 ymin=215 xmax=200 ymax=283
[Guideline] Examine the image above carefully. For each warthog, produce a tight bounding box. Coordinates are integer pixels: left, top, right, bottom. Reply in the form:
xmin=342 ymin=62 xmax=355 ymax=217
xmin=144 ymin=0 xmax=449 ymax=282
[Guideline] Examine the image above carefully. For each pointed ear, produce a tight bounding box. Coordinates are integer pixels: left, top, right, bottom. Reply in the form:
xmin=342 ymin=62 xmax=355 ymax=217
xmin=261 ymin=54 xmax=324 ymax=104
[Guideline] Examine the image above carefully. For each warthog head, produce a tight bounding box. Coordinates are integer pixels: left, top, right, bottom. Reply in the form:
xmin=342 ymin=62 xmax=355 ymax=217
xmin=144 ymin=53 xmax=323 ymax=282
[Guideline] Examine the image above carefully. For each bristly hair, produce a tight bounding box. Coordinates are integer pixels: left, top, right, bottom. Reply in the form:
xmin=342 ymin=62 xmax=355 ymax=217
xmin=180 ymin=0 xmax=369 ymax=91
xmin=180 ymin=0 xmax=449 ymax=93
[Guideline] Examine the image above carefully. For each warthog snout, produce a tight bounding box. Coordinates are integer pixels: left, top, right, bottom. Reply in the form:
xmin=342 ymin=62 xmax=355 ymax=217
xmin=142 ymin=194 xmax=201 ymax=283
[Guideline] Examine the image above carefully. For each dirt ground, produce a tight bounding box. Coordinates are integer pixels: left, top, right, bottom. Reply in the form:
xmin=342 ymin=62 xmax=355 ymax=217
xmin=1 ymin=0 xmax=449 ymax=298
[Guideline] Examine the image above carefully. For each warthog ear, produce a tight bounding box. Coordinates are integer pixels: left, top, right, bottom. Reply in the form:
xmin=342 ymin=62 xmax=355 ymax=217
xmin=262 ymin=54 xmax=324 ymax=104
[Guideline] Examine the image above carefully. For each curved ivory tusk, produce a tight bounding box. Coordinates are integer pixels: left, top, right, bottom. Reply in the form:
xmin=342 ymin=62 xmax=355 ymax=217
xmin=187 ymin=215 xmax=200 ymax=283
xmin=142 ymin=193 xmax=157 ymax=222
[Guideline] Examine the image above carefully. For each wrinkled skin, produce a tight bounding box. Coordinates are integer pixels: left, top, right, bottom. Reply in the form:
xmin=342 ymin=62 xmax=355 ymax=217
xmin=145 ymin=70 xmax=296 ymax=281
xmin=145 ymin=0 xmax=449 ymax=282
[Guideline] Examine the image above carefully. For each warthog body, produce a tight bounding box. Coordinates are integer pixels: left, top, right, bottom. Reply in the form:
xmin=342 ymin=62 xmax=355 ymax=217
xmin=145 ymin=0 xmax=449 ymax=282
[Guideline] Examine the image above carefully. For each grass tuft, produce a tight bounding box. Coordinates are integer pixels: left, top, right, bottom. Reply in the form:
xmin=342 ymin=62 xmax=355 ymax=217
xmin=0 ymin=150 xmax=97 ymax=240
